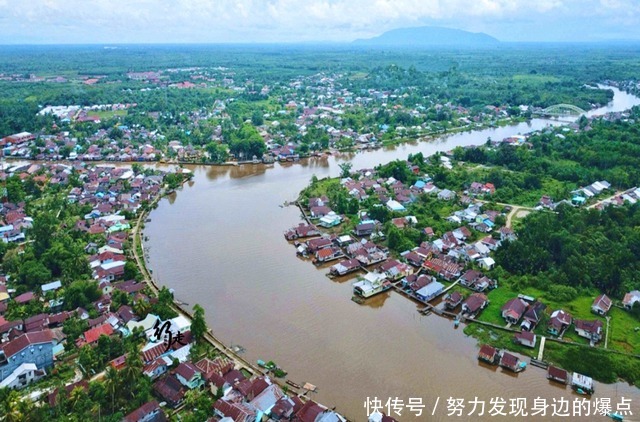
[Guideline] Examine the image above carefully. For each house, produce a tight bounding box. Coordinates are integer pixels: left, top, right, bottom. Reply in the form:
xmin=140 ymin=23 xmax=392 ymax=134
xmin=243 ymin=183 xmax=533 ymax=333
xmin=459 ymin=270 xmax=481 ymax=288
xmin=415 ymin=281 xmax=444 ymax=302
xmin=386 ymin=200 xmax=405 ymax=212
xmin=444 ymin=291 xmax=464 ymax=310
xmin=501 ymin=298 xmax=528 ymax=325
xmin=574 ymin=319 xmax=603 ymax=343
xmin=547 ymin=366 xmax=569 ymax=384
xmin=271 ymin=396 xmax=303 ymax=421
xmin=499 ymin=227 xmax=517 ymax=242
xmin=499 ymin=352 xmax=523 ymax=372
xmin=403 ymin=274 xmax=432 ymax=292
xmin=77 ymin=323 xmax=114 ymax=347
xmin=354 ymin=222 xmax=376 ymax=237
xmin=195 ymin=356 xmax=234 ymax=389
xmin=41 ymin=280 xmax=62 ymax=295
xmin=123 ymin=400 xmax=167 ymax=422
xmin=329 ymin=259 xmax=361 ymax=277
xmin=0 ymin=330 xmax=55 ymax=383
xmin=0 ymin=363 xmax=47 ymax=389
xmin=314 ymin=247 xmax=343 ymax=264
xmin=14 ymin=291 xmax=36 ymax=305
xmin=310 ymin=206 xmax=332 ymax=218
xmin=478 ymin=257 xmax=495 ymax=270
xmin=143 ymin=357 xmax=170 ymax=380
xmin=591 ymin=294 xmax=612 ymax=316
xmin=548 ymin=310 xmax=572 ymax=337
xmin=520 ymin=301 xmax=546 ymax=331
xmin=318 ymin=212 xmax=342 ymax=228
xmin=623 ymin=290 xmax=640 ymax=310
xmin=462 ymin=293 xmax=489 ymax=316
xmin=437 ymin=189 xmax=456 ymax=201
xmin=174 ymin=362 xmax=204 ymax=389
xmin=377 ymin=259 xmax=412 ymax=281
xmin=514 ymin=331 xmax=537 ymax=348
xmin=403 ymin=251 xmax=423 ymax=267
xmin=249 ymin=380 xmax=285 ymax=413
xmin=153 ymin=374 xmax=185 ymax=408
xmin=477 ymin=344 xmax=498 ymax=364
xmin=213 ymin=399 xmax=256 ymax=422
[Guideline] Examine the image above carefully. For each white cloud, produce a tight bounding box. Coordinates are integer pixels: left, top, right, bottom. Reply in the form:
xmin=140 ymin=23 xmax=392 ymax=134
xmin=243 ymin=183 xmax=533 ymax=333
xmin=0 ymin=0 xmax=638 ymax=43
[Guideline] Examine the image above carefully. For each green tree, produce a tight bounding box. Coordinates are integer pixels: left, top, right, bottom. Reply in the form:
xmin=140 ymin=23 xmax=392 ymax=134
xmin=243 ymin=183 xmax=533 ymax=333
xmin=205 ymin=142 xmax=229 ymax=164
xmin=338 ymin=162 xmax=353 ymax=178
xmin=191 ymin=304 xmax=207 ymax=344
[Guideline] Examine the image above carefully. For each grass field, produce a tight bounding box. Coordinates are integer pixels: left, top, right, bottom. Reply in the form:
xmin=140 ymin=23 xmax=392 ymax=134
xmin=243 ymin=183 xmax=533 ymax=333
xmin=87 ymin=109 xmax=128 ymax=119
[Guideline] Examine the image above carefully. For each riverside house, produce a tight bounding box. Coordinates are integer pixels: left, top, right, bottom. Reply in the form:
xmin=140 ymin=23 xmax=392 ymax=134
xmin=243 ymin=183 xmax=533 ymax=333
xmin=548 ymin=310 xmax=572 ymax=337
xmin=462 ymin=293 xmax=489 ymax=317
xmin=574 ymin=319 xmax=604 ymax=344
xmin=501 ymin=298 xmax=528 ymax=325
xmin=591 ymin=294 xmax=612 ymax=316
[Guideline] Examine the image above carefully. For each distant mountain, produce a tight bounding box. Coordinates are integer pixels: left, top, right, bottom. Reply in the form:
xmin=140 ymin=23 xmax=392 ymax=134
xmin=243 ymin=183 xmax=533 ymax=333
xmin=354 ymin=26 xmax=499 ymax=47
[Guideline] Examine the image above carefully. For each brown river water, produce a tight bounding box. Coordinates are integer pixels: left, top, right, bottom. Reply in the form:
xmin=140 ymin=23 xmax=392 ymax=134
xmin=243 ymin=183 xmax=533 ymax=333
xmin=144 ymin=87 xmax=640 ymax=420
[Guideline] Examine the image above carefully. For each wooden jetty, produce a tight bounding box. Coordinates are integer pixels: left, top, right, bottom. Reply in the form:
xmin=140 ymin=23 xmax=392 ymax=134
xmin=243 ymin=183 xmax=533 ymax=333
xmin=529 ymin=358 xmax=549 ymax=369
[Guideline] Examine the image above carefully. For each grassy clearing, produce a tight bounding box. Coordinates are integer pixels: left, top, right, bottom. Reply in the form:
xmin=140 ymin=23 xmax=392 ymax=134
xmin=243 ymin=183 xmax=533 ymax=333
xmin=88 ymin=109 xmax=128 ymax=119
xmin=464 ymin=323 xmax=539 ymax=359
xmin=544 ymin=340 xmax=640 ymax=385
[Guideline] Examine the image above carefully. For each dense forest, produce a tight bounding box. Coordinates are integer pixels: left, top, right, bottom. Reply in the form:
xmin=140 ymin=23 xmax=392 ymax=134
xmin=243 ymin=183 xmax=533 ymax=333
xmin=496 ymin=204 xmax=640 ymax=296
xmin=0 ymin=44 xmax=635 ymax=138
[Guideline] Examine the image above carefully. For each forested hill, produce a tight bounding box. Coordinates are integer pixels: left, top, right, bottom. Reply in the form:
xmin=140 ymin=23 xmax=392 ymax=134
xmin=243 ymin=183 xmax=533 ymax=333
xmin=353 ymin=26 xmax=499 ymax=47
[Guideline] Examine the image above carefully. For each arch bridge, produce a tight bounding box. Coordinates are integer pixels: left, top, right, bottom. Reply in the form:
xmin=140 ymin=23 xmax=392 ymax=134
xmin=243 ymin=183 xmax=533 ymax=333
xmin=536 ymin=104 xmax=587 ymax=117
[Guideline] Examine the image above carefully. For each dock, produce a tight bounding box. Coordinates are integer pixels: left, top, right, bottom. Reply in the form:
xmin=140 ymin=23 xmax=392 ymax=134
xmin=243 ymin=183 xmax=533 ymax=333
xmin=537 ymin=336 xmax=546 ymax=361
xmin=390 ymin=283 xmax=457 ymax=318
xmin=530 ymin=358 xmax=548 ymax=369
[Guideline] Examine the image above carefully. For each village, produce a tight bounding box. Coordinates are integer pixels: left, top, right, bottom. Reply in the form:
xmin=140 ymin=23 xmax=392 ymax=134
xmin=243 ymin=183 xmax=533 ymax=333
xmin=0 ymin=162 xmax=352 ymax=422
xmin=0 ymin=64 xmax=543 ymax=166
xmin=285 ymin=126 xmax=640 ymax=402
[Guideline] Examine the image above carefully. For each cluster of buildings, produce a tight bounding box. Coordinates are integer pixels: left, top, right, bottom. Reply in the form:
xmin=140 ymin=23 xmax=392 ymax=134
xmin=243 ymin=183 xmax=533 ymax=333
xmin=2 ymin=64 xmax=532 ymax=166
xmin=0 ymin=161 xmax=348 ymax=421
xmin=1 ymin=126 xmax=164 ymax=162
xmin=499 ymin=293 xmax=613 ymax=348
xmin=289 ymin=162 xmax=511 ymax=313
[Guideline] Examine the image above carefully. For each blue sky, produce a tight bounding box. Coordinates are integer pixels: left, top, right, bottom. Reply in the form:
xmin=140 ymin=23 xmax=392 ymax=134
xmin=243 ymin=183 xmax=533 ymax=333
xmin=1 ymin=0 xmax=639 ymax=44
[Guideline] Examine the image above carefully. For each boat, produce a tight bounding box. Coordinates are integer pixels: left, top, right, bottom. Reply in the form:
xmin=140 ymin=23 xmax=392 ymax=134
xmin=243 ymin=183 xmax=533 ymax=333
xmin=352 ymin=272 xmax=391 ymax=298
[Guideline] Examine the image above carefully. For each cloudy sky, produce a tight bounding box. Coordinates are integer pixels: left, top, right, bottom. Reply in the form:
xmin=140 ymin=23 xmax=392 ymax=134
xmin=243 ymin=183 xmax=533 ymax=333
xmin=1 ymin=0 xmax=639 ymax=44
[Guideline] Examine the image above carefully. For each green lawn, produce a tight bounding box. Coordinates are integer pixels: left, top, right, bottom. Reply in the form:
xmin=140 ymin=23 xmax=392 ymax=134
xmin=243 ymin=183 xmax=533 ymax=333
xmin=88 ymin=109 xmax=128 ymax=119
xmin=474 ymin=279 xmax=640 ymax=354
xmin=608 ymin=307 xmax=640 ymax=354
xmin=464 ymin=323 xmax=539 ymax=359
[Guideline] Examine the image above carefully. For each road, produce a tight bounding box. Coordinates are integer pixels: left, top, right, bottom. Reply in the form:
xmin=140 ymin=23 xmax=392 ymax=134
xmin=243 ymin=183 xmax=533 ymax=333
xmin=475 ymin=199 xmax=537 ymax=229
xmin=586 ymin=191 xmax=623 ymax=210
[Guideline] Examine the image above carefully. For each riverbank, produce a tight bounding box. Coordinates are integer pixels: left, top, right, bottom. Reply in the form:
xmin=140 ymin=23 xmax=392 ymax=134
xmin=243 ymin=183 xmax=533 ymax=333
xmin=130 ymin=180 xmax=350 ymax=418
xmin=141 ymin=85 xmax=640 ymax=419
xmin=289 ymin=113 xmax=640 ymax=388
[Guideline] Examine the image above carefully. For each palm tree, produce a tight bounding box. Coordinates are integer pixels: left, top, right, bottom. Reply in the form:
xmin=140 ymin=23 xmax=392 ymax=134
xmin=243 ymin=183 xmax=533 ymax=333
xmin=104 ymin=366 xmax=120 ymax=414
xmin=2 ymin=391 xmax=23 ymax=422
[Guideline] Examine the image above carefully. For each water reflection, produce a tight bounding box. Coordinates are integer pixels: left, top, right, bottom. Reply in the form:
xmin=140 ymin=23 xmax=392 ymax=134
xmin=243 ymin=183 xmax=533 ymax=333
xmin=355 ymin=291 xmax=392 ymax=309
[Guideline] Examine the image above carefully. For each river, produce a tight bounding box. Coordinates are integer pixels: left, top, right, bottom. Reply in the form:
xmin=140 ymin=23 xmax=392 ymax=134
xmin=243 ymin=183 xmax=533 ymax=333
xmin=144 ymin=87 xmax=640 ymax=421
